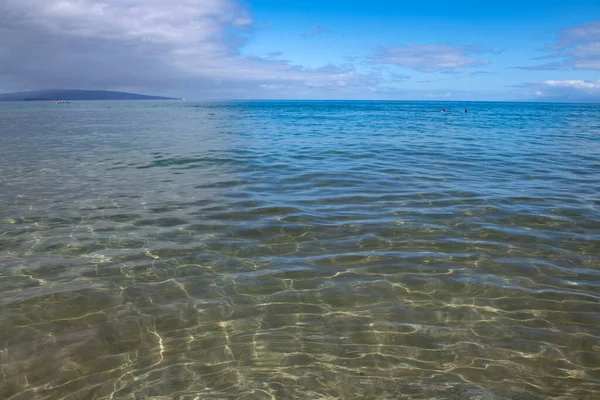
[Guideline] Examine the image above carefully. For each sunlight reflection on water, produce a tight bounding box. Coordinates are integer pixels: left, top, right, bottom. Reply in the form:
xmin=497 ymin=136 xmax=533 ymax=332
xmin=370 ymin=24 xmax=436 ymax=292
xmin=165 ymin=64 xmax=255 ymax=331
xmin=0 ymin=101 xmax=599 ymax=399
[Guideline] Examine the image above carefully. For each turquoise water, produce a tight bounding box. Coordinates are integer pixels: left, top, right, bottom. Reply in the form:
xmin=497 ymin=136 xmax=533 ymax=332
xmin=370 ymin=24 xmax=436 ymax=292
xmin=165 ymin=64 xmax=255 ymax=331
xmin=0 ymin=101 xmax=599 ymax=399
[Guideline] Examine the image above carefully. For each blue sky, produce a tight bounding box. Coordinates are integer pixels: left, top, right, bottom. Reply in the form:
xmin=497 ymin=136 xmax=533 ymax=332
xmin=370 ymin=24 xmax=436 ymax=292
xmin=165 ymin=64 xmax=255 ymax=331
xmin=0 ymin=0 xmax=599 ymax=101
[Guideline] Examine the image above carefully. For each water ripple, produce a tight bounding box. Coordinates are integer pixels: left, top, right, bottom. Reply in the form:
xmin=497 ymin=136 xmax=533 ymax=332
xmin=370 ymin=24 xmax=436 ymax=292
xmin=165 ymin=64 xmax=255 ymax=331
xmin=0 ymin=101 xmax=599 ymax=399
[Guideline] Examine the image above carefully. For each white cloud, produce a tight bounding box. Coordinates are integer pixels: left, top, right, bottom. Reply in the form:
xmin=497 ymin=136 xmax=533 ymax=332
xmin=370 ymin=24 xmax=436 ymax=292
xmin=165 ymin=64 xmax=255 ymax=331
xmin=520 ymin=79 xmax=600 ymax=102
xmin=525 ymin=20 xmax=600 ymax=70
xmin=2 ymin=0 xmax=251 ymax=51
xmin=373 ymin=44 xmax=490 ymax=73
xmin=556 ymin=20 xmax=600 ymax=49
xmin=0 ymin=0 xmax=377 ymax=97
xmin=260 ymin=84 xmax=284 ymax=89
xmin=425 ymin=92 xmax=453 ymax=98
xmin=544 ymin=80 xmax=600 ymax=89
xmin=558 ymin=21 xmax=600 ymax=70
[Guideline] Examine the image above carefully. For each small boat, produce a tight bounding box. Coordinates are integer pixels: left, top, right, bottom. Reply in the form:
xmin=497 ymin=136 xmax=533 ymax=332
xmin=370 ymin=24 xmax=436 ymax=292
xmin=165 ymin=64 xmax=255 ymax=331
xmin=56 ymin=100 xmax=70 ymax=104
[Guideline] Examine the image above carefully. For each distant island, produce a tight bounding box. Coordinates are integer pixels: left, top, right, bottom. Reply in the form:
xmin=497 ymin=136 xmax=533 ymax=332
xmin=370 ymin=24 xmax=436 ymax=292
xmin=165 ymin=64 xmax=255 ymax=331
xmin=0 ymin=89 xmax=182 ymax=101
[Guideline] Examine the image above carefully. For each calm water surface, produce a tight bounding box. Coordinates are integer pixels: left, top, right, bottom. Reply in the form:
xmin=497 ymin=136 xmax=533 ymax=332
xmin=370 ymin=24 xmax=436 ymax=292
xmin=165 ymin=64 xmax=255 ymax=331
xmin=0 ymin=101 xmax=599 ymax=399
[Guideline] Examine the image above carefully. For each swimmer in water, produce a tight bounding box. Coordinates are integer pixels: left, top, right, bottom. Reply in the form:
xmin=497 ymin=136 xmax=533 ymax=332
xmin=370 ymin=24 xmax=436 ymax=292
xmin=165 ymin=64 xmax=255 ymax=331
xmin=465 ymin=109 xmax=468 ymax=113
xmin=441 ymin=109 xmax=445 ymax=113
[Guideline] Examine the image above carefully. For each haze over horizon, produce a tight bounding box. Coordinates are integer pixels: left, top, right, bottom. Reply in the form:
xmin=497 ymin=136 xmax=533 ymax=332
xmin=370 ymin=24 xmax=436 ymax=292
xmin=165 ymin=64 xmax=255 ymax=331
xmin=0 ymin=0 xmax=599 ymax=102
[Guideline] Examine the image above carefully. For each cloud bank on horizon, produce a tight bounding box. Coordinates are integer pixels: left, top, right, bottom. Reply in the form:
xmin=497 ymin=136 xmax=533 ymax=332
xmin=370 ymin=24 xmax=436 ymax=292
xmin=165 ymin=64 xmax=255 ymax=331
xmin=0 ymin=0 xmax=598 ymax=101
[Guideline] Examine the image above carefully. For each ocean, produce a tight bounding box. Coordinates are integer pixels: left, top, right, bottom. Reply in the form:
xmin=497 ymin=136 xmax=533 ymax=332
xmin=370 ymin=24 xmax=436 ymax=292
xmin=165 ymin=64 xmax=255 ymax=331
xmin=0 ymin=100 xmax=599 ymax=399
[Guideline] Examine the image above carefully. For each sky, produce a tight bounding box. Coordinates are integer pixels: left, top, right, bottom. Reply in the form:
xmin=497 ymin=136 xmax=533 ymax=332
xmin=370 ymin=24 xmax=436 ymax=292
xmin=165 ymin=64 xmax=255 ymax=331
xmin=0 ymin=0 xmax=599 ymax=101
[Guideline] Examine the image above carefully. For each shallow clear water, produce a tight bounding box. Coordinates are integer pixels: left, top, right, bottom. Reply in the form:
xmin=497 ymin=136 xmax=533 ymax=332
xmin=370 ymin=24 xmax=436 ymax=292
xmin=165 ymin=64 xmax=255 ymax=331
xmin=0 ymin=100 xmax=599 ymax=399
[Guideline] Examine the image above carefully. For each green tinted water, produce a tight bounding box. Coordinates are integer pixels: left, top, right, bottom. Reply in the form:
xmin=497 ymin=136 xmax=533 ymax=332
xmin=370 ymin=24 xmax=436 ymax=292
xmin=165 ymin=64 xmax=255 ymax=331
xmin=0 ymin=101 xmax=599 ymax=399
